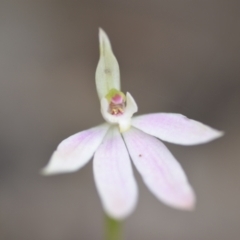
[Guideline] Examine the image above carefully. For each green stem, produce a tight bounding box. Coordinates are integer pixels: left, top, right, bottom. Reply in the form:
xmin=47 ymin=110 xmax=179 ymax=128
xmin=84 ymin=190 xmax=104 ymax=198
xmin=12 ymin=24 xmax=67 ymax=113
xmin=105 ymin=215 xmax=122 ymax=240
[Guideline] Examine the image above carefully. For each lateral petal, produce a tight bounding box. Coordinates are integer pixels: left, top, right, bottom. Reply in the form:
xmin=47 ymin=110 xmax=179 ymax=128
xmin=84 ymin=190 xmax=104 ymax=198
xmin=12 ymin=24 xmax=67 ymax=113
xmin=123 ymin=127 xmax=195 ymax=210
xmin=93 ymin=126 xmax=138 ymax=219
xmin=41 ymin=124 xmax=109 ymax=175
xmin=132 ymin=113 xmax=223 ymax=145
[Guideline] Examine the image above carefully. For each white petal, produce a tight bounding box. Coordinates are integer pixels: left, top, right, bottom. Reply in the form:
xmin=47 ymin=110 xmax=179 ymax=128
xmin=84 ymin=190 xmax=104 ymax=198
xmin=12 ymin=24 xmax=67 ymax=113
xmin=93 ymin=126 xmax=138 ymax=219
xmin=124 ymin=92 xmax=138 ymax=118
xmin=100 ymin=92 xmax=138 ymax=132
xmin=123 ymin=127 xmax=195 ymax=210
xmin=95 ymin=28 xmax=120 ymax=99
xmin=132 ymin=113 xmax=223 ymax=145
xmin=41 ymin=124 xmax=110 ymax=175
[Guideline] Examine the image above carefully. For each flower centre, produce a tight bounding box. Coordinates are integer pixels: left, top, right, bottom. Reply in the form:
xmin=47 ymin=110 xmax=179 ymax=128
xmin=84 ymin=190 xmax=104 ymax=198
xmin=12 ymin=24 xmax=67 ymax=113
xmin=105 ymin=89 xmax=126 ymax=116
xmin=110 ymin=98 xmax=125 ymax=116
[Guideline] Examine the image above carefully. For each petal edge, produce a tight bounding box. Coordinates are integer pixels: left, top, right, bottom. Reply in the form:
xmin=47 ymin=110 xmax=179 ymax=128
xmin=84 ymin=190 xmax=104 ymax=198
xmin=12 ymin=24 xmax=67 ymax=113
xmin=123 ymin=127 xmax=195 ymax=210
xmin=41 ymin=124 xmax=109 ymax=175
xmin=132 ymin=113 xmax=223 ymax=145
xmin=94 ymin=126 xmax=138 ymax=219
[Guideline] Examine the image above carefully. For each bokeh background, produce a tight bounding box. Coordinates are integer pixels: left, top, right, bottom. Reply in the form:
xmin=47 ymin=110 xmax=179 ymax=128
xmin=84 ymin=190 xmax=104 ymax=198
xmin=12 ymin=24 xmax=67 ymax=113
xmin=0 ymin=1 xmax=239 ymax=240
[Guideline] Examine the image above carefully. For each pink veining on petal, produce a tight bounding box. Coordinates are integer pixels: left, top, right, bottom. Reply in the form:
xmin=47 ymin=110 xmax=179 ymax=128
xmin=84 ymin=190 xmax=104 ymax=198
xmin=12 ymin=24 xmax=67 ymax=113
xmin=58 ymin=126 xmax=106 ymax=154
xmin=123 ymin=127 xmax=195 ymax=210
xmin=132 ymin=113 xmax=223 ymax=145
xmin=93 ymin=126 xmax=138 ymax=219
xmin=41 ymin=124 xmax=110 ymax=175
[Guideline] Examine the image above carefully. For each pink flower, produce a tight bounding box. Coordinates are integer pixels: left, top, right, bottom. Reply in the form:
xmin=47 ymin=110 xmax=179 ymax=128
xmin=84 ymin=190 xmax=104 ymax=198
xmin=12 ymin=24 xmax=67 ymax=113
xmin=42 ymin=29 xmax=223 ymax=219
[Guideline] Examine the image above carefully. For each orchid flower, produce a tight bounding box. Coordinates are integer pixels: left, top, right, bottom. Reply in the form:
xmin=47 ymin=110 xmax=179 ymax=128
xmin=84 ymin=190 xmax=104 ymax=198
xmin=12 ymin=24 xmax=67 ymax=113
xmin=42 ymin=29 xmax=223 ymax=220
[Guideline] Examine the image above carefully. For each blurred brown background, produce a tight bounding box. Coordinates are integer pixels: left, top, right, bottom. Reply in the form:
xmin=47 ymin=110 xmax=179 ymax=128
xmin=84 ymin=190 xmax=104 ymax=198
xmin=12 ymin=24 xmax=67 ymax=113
xmin=0 ymin=1 xmax=239 ymax=240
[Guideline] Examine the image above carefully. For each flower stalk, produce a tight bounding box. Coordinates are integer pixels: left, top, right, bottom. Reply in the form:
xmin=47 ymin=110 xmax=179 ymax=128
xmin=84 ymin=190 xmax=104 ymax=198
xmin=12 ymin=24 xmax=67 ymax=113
xmin=105 ymin=215 xmax=122 ymax=240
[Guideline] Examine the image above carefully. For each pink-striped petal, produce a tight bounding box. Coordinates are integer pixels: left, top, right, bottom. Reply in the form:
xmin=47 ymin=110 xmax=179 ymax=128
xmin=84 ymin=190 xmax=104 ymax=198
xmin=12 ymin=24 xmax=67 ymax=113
xmin=41 ymin=124 xmax=110 ymax=175
xmin=123 ymin=127 xmax=195 ymax=210
xmin=132 ymin=113 xmax=223 ymax=145
xmin=93 ymin=126 xmax=138 ymax=219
